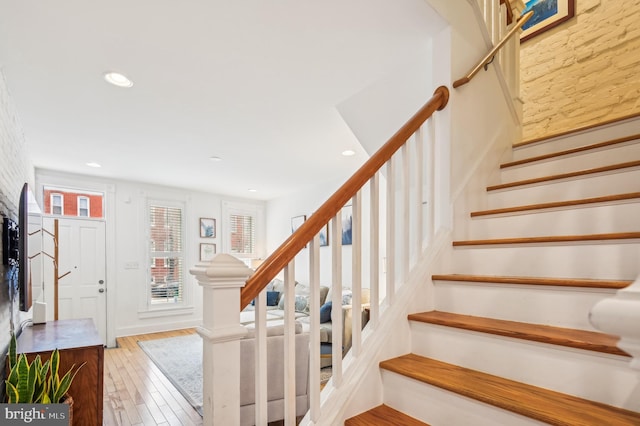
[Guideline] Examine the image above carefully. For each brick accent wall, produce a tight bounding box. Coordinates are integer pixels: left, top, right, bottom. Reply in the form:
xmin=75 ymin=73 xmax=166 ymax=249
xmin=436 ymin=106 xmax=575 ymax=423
xmin=0 ymin=68 xmax=34 ymax=387
xmin=521 ymin=0 xmax=640 ymax=140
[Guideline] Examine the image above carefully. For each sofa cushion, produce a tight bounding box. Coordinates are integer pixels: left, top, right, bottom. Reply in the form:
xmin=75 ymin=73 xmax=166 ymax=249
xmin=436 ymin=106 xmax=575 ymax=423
xmin=244 ymin=320 xmax=303 ymax=338
xmin=266 ymin=291 xmax=280 ymax=306
xmin=319 ymin=301 xmax=332 ymax=323
xmin=250 ymin=290 xmax=280 ymax=307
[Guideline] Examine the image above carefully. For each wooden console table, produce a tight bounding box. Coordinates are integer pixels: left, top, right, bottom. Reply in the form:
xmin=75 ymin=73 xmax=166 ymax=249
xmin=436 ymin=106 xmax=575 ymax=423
xmin=16 ymin=318 xmax=104 ymax=426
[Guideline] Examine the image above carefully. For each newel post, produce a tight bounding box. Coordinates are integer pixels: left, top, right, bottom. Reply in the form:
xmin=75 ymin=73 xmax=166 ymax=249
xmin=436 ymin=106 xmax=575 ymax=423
xmin=189 ymin=254 xmax=252 ymax=425
xmin=590 ymin=275 xmax=640 ymax=370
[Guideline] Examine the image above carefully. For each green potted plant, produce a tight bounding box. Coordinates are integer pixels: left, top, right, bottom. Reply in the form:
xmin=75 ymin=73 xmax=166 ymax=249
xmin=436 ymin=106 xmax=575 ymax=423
xmin=5 ymin=332 xmax=84 ymax=408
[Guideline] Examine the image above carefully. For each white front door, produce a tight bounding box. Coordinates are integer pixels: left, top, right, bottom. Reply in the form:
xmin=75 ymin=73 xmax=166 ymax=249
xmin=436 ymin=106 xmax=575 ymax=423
xmin=42 ymin=217 xmax=107 ymax=343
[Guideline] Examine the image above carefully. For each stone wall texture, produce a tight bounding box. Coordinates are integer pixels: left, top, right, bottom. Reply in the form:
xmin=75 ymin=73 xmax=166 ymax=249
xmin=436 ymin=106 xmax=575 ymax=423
xmin=0 ymin=68 xmax=33 ymax=395
xmin=520 ymin=0 xmax=640 ymax=140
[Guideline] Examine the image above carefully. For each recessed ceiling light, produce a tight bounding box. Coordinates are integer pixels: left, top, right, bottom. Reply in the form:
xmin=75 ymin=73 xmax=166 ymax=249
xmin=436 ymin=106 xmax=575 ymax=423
xmin=209 ymin=156 xmax=222 ymax=162
xmin=248 ymin=188 xmax=258 ymax=193
xmin=86 ymin=162 xmax=102 ymax=168
xmin=342 ymin=150 xmax=356 ymax=157
xmin=104 ymin=72 xmax=133 ymax=88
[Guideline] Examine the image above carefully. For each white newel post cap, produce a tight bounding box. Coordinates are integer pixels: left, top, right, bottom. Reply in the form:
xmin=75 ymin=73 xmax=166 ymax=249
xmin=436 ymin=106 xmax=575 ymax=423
xmin=590 ymin=276 xmax=640 ymax=370
xmin=190 ymin=253 xmax=253 ymax=288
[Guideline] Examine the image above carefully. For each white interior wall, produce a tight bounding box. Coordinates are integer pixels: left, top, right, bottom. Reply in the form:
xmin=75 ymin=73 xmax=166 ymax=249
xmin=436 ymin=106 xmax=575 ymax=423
xmin=35 ymin=169 xmax=265 ymax=347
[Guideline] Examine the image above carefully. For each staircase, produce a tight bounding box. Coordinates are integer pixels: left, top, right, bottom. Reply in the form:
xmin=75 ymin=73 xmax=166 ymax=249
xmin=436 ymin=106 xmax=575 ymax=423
xmin=346 ymin=118 xmax=640 ymax=425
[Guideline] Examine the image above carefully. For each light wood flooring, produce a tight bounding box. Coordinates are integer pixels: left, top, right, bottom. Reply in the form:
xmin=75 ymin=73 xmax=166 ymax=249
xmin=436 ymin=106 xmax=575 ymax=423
xmin=103 ymin=329 xmax=202 ymax=426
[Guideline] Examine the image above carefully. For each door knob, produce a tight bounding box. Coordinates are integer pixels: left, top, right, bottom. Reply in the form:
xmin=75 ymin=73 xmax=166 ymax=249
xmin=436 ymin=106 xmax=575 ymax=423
xmin=98 ymin=288 xmax=105 ymax=293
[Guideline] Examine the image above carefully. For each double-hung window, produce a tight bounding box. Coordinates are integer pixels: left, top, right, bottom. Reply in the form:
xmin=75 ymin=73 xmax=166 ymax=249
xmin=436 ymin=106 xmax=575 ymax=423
xmin=149 ymin=203 xmax=184 ymax=305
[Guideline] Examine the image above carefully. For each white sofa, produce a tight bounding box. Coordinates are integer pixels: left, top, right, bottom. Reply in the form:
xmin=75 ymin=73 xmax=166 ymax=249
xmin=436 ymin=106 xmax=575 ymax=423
xmin=242 ymin=279 xmax=370 ymax=367
xmin=239 ymin=321 xmax=309 ymax=425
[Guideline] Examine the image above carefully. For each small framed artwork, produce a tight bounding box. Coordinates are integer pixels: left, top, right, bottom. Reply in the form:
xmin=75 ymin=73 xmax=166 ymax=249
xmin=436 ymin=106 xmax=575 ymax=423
xmin=200 ymin=243 xmax=216 ymax=261
xmin=291 ymin=215 xmax=306 ymax=234
xmin=521 ymin=0 xmax=575 ymax=43
xmin=319 ymin=223 xmax=329 ymax=247
xmin=341 ymin=205 xmax=352 ymax=245
xmin=200 ymin=218 xmax=216 ymax=238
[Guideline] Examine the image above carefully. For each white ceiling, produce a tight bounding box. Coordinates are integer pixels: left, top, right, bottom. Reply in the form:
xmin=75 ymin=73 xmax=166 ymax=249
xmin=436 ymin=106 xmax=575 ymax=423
xmin=0 ymin=0 xmax=443 ymax=200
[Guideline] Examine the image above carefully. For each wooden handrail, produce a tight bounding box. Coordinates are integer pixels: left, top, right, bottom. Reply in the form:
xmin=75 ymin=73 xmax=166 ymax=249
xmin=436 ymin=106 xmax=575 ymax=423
xmin=240 ymin=85 xmax=450 ymax=309
xmin=453 ymin=10 xmax=533 ymax=89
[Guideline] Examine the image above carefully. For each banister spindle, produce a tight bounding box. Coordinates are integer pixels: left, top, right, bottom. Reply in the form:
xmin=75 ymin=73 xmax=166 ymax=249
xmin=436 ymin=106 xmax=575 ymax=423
xmin=308 ymin=234 xmax=321 ymax=421
xmin=369 ymin=173 xmax=380 ymax=327
xmin=351 ymin=192 xmax=362 ymax=357
xmin=283 ymin=263 xmax=296 ymax=424
xmin=386 ymin=159 xmax=396 ymax=303
xmin=330 ymin=214 xmax=343 ymax=386
xmin=402 ymin=143 xmax=410 ymax=280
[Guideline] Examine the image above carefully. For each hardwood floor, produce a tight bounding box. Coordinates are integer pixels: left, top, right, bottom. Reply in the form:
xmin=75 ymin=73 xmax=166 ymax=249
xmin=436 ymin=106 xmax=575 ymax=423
xmin=103 ymin=329 xmax=202 ymax=426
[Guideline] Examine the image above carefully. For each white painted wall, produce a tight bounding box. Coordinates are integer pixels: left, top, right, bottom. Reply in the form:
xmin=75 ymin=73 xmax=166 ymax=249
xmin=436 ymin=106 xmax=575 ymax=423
xmin=35 ymin=169 xmax=265 ymax=347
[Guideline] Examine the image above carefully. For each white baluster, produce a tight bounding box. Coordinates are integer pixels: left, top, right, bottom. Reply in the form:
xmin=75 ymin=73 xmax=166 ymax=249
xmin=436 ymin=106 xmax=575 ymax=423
xmin=351 ymin=192 xmax=362 ymax=357
xmin=330 ymin=214 xmax=343 ymax=386
xmin=402 ymin=143 xmax=410 ymax=280
xmin=369 ymin=173 xmax=380 ymax=328
xmin=309 ymin=234 xmax=321 ymax=421
xmin=386 ymin=159 xmax=396 ymax=303
xmin=254 ymin=288 xmax=268 ymax=425
xmin=283 ymin=263 xmax=297 ymax=425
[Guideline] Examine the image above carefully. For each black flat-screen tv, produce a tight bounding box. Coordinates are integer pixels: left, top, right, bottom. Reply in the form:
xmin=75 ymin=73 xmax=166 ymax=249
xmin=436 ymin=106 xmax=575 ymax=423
xmin=18 ymin=183 xmax=31 ymax=312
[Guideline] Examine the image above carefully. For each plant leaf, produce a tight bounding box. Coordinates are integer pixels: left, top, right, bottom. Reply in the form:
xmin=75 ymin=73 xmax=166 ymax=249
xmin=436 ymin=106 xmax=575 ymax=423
xmin=8 ymin=333 xmax=17 ymax=370
xmin=53 ymin=362 xmax=85 ymax=403
xmin=5 ymin=381 xmax=18 ymax=403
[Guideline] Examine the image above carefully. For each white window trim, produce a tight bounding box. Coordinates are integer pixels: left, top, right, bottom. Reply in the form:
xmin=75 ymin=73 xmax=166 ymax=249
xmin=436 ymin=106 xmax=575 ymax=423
xmin=143 ymin=197 xmax=190 ymax=313
xmin=221 ymin=200 xmax=265 ymax=260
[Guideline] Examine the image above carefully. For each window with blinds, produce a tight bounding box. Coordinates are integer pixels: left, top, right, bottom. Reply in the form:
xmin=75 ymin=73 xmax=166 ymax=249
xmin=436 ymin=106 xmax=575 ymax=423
xmin=229 ymin=213 xmax=255 ymax=255
xmin=149 ymin=204 xmax=184 ymax=304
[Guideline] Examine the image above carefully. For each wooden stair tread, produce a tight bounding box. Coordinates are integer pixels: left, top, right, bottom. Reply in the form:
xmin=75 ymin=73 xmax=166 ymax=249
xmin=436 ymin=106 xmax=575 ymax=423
xmin=380 ymin=354 xmax=640 ymax=426
xmin=408 ymin=311 xmax=629 ymax=357
xmin=515 ymin=112 xmax=640 ymax=148
xmin=471 ymin=192 xmax=640 ymax=217
xmin=502 ymin=133 xmax=640 ymax=169
xmin=431 ymin=274 xmax=631 ymax=289
xmin=452 ymin=231 xmax=640 ymax=246
xmin=345 ymin=404 xmax=429 ymax=426
xmin=487 ymin=160 xmax=640 ymax=191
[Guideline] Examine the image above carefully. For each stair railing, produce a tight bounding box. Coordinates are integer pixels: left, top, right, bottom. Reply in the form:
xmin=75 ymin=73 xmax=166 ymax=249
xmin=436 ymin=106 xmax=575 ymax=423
xmin=454 ymin=9 xmax=532 ymax=89
xmin=191 ymin=85 xmax=449 ymax=425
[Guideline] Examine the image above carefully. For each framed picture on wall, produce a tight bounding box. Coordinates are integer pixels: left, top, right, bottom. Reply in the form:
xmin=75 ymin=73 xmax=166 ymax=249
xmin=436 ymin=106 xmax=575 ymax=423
xmin=291 ymin=215 xmax=306 ymax=234
xmin=200 ymin=218 xmax=216 ymax=238
xmin=341 ymin=205 xmax=352 ymax=246
xmin=319 ymin=223 xmax=329 ymax=247
xmin=200 ymin=243 xmax=216 ymax=261
xmin=521 ymin=0 xmax=575 ymax=43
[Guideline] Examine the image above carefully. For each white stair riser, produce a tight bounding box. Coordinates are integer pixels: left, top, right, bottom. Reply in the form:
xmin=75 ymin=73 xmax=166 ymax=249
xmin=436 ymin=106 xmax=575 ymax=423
xmin=458 ymin=202 xmax=640 ymax=240
xmin=513 ymin=120 xmax=640 ymax=161
xmin=433 ymin=282 xmax=616 ymax=331
xmin=447 ymin=242 xmax=640 ymax=280
xmin=381 ymin=370 xmax=545 ymax=426
xmin=502 ymin=142 xmax=640 ymax=182
xmin=409 ymin=322 xmax=638 ymax=410
xmin=486 ymin=169 xmax=640 ymax=208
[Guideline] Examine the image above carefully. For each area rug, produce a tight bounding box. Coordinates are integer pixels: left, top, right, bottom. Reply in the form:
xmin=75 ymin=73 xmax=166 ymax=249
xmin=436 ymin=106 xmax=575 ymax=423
xmin=138 ymin=333 xmax=333 ymax=418
xmin=138 ymin=334 xmax=203 ymax=416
